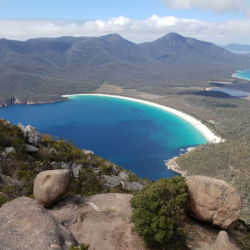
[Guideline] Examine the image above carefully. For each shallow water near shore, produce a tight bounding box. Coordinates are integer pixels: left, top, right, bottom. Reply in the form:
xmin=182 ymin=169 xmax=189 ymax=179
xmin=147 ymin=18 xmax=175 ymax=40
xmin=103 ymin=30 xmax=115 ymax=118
xmin=0 ymin=95 xmax=207 ymax=180
xmin=234 ymin=70 xmax=250 ymax=81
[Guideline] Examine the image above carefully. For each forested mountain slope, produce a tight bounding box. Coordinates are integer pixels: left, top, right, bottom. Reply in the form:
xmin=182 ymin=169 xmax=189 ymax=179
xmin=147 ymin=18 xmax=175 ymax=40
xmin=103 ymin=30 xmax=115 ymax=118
xmin=0 ymin=33 xmax=250 ymax=105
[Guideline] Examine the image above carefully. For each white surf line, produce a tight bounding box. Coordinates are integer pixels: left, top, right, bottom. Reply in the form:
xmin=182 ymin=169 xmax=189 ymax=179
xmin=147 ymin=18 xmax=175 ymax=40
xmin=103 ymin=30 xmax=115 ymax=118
xmin=62 ymin=94 xmax=224 ymax=143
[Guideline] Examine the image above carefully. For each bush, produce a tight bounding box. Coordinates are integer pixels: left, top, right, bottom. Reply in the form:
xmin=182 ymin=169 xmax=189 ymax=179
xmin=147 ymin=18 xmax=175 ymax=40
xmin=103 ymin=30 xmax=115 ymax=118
xmin=0 ymin=193 xmax=8 ymax=207
xmin=70 ymin=243 xmax=92 ymax=250
xmin=130 ymin=176 xmax=188 ymax=250
xmin=236 ymin=220 xmax=250 ymax=250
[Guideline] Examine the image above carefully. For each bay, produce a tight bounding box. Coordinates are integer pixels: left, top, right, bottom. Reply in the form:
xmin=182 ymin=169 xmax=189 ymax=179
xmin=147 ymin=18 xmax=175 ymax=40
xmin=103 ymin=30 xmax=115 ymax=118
xmin=0 ymin=95 xmax=207 ymax=180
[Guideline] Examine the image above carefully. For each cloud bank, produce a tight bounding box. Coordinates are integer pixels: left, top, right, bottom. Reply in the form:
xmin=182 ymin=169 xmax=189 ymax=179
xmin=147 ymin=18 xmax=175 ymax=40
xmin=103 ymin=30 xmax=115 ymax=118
xmin=1 ymin=16 xmax=250 ymax=45
xmin=162 ymin=0 xmax=250 ymax=16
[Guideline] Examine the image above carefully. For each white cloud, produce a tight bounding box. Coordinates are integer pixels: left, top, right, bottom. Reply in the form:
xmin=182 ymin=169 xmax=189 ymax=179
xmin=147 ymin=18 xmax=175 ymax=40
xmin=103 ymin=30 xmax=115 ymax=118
xmin=162 ymin=0 xmax=250 ymax=16
xmin=1 ymin=16 xmax=250 ymax=45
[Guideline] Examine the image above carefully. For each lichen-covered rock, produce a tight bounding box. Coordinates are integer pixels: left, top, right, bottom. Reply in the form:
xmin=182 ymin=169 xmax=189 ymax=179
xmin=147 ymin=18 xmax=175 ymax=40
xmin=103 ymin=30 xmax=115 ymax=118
xmin=186 ymin=176 xmax=242 ymax=229
xmin=34 ymin=170 xmax=72 ymax=207
xmin=213 ymin=231 xmax=239 ymax=250
xmin=0 ymin=197 xmax=77 ymax=250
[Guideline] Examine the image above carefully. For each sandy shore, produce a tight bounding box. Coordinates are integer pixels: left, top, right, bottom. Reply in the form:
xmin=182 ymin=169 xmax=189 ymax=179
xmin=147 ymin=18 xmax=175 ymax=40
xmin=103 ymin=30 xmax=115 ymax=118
xmin=62 ymin=94 xmax=224 ymax=143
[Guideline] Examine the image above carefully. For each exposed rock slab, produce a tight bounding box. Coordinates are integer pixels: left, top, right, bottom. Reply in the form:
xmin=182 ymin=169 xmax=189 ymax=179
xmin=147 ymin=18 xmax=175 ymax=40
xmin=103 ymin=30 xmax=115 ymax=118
xmin=34 ymin=169 xmax=72 ymax=207
xmin=0 ymin=197 xmax=77 ymax=250
xmin=213 ymin=231 xmax=239 ymax=250
xmin=186 ymin=175 xmax=242 ymax=229
xmin=51 ymin=194 xmax=146 ymax=250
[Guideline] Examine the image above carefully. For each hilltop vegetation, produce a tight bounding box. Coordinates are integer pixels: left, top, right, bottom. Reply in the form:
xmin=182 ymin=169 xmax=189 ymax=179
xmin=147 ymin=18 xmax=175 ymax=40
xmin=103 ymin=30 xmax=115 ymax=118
xmin=1 ymin=32 xmax=250 ymax=105
xmin=0 ymin=119 xmax=150 ymax=205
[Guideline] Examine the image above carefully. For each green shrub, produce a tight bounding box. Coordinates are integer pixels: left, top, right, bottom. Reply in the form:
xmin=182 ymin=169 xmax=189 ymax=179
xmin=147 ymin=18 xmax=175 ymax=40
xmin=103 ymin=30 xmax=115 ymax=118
xmin=0 ymin=193 xmax=8 ymax=207
xmin=130 ymin=176 xmax=188 ymax=250
xmin=236 ymin=220 xmax=250 ymax=250
xmin=70 ymin=243 xmax=92 ymax=250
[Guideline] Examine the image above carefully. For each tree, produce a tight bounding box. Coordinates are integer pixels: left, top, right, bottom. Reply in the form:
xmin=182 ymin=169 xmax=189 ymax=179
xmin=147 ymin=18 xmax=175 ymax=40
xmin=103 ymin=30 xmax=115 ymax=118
xmin=130 ymin=176 xmax=188 ymax=250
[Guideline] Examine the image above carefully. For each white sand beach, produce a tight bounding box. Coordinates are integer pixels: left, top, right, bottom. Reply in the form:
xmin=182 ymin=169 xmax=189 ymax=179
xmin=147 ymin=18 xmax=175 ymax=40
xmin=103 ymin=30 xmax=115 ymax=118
xmin=62 ymin=94 xmax=224 ymax=144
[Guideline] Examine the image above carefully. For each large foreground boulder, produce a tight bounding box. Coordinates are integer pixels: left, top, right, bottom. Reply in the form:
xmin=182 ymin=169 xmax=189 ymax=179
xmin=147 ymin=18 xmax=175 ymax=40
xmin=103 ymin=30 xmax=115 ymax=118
xmin=34 ymin=170 xmax=72 ymax=207
xmin=186 ymin=176 xmax=242 ymax=229
xmin=0 ymin=197 xmax=77 ymax=250
xmin=50 ymin=193 xmax=146 ymax=250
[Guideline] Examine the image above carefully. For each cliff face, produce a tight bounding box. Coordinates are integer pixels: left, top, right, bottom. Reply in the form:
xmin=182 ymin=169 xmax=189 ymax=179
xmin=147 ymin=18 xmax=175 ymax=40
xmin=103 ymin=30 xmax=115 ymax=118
xmin=0 ymin=96 xmax=66 ymax=108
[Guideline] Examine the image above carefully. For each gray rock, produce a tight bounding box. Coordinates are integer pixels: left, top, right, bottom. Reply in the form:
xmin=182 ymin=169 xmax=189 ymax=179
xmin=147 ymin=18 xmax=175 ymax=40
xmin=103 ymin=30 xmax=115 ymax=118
xmin=62 ymin=162 xmax=71 ymax=169
xmin=86 ymin=164 xmax=94 ymax=169
xmin=186 ymin=175 xmax=242 ymax=229
xmin=118 ymin=171 xmax=129 ymax=181
xmin=83 ymin=149 xmax=94 ymax=155
xmin=34 ymin=170 xmax=73 ymax=207
xmin=25 ymin=125 xmax=43 ymax=146
xmin=71 ymin=163 xmax=77 ymax=170
xmin=25 ymin=144 xmax=39 ymax=153
xmin=111 ymin=164 xmax=120 ymax=175
xmin=213 ymin=231 xmax=239 ymax=250
xmin=93 ymin=168 xmax=102 ymax=175
xmin=5 ymin=147 xmax=16 ymax=154
xmin=18 ymin=123 xmax=27 ymax=137
xmin=103 ymin=175 xmax=121 ymax=188
xmin=0 ymin=174 xmax=21 ymax=187
xmin=0 ymin=152 xmax=8 ymax=159
xmin=72 ymin=165 xmax=82 ymax=179
xmin=121 ymin=181 xmax=143 ymax=191
xmin=50 ymin=161 xmax=63 ymax=169
xmin=0 ymin=197 xmax=77 ymax=250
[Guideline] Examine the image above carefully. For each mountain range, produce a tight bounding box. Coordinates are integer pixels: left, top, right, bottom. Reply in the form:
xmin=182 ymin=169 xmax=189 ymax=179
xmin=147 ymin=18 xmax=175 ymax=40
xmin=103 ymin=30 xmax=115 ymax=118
xmin=1 ymin=32 xmax=250 ymax=105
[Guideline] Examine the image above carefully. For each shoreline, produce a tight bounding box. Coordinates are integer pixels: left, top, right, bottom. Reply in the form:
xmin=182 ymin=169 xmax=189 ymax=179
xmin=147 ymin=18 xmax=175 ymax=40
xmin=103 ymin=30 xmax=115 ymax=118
xmin=62 ymin=93 xmax=224 ymax=144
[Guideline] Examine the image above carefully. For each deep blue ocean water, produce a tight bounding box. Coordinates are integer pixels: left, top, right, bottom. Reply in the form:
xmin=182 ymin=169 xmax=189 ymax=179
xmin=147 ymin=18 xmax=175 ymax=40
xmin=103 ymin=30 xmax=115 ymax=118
xmin=234 ymin=70 xmax=250 ymax=81
xmin=0 ymin=95 xmax=207 ymax=180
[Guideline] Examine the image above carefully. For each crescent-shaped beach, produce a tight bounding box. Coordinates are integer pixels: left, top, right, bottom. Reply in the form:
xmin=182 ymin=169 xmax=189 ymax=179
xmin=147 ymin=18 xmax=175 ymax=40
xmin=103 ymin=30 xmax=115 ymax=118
xmin=62 ymin=94 xmax=224 ymax=144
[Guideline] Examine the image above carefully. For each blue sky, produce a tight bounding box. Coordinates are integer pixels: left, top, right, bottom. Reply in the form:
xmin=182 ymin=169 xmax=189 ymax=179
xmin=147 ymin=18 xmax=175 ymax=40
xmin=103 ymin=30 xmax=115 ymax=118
xmin=0 ymin=0 xmax=246 ymax=21
xmin=0 ymin=0 xmax=250 ymax=44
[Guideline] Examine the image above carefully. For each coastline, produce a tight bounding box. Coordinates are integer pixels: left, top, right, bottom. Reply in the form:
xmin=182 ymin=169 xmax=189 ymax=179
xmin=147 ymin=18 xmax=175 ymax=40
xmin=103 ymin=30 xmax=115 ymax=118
xmin=62 ymin=93 xmax=224 ymax=144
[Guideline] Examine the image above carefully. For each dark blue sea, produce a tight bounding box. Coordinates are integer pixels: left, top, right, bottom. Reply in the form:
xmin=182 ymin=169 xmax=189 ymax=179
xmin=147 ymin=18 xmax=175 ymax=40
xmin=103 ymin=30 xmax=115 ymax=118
xmin=0 ymin=95 xmax=207 ymax=180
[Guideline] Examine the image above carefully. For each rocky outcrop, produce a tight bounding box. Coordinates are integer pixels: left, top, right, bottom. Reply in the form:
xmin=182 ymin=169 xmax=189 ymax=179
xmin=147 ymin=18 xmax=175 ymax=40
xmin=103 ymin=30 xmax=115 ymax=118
xmin=186 ymin=176 xmax=242 ymax=229
xmin=50 ymin=194 xmax=145 ymax=250
xmin=0 ymin=197 xmax=77 ymax=250
xmin=103 ymin=175 xmax=121 ymax=187
xmin=34 ymin=170 xmax=72 ymax=207
xmin=5 ymin=147 xmax=16 ymax=154
xmin=25 ymin=144 xmax=39 ymax=153
xmin=213 ymin=231 xmax=239 ymax=250
xmin=121 ymin=181 xmax=143 ymax=191
xmin=118 ymin=171 xmax=129 ymax=181
xmin=18 ymin=124 xmax=43 ymax=146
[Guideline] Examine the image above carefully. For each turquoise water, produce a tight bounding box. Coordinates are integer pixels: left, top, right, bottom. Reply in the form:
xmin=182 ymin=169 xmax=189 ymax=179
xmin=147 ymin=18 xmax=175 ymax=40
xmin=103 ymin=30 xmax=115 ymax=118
xmin=0 ymin=95 xmax=207 ymax=180
xmin=234 ymin=70 xmax=250 ymax=81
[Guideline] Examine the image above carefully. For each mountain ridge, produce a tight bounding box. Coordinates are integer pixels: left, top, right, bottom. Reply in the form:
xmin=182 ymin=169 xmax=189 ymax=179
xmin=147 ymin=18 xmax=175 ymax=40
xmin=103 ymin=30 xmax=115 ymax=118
xmin=0 ymin=32 xmax=250 ymax=106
